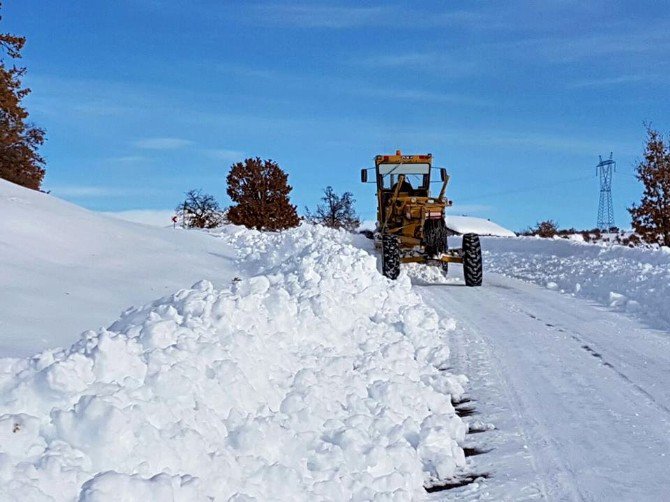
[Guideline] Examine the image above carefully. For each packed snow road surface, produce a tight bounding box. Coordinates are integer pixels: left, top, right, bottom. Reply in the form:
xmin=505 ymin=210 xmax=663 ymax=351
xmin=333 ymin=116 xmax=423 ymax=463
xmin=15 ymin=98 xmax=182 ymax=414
xmin=416 ymin=270 xmax=670 ymax=501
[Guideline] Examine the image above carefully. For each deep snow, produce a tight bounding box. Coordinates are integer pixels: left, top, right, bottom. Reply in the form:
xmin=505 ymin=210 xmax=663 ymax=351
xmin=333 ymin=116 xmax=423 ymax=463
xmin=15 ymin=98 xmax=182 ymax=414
xmin=483 ymin=236 xmax=670 ymax=330
xmin=444 ymin=215 xmax=515 ymax=237
xmin=0 ymin=179 xmax=237 ymax=356
xmin=417 ymin=271 xmax=670 ymax=501
xmin=0 ymin=181 xmax=471 ymax=500
xmin=4 ymin=179 xmax=670 ymax=500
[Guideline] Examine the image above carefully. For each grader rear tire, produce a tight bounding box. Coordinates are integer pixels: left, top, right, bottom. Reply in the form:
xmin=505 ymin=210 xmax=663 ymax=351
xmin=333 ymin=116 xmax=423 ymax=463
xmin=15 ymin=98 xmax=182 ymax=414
xmin=381 ymin=235 xmax=400 ymax=280
xmin=423 ymin=219 xmax=448 ymax=258
xmin=462 ymin=233 xmax=483 ymax=287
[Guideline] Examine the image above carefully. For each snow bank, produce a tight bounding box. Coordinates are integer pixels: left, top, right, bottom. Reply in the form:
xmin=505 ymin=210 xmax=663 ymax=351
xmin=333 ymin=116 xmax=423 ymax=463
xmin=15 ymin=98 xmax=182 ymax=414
xmin=0 ymin=179 xmax=237 ymax=356
xmin=0 ymin=224 xmax=467 ymax=500
xmin=445 ymin=215 xmax=515 ymax=237
xmin=483 ymin=237 xmax=670 ymax=329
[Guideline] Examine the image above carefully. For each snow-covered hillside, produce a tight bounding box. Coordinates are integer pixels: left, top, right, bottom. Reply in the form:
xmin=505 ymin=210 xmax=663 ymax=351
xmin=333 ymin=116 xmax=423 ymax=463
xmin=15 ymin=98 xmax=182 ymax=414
xmin=0 ymin=181 xmax=471 ymax=500
xmin=445 ymin=215 xmax=515 ymax=237
xmin=483 ymin=236 xmax=670 ymax=330
xmin=0 ymin=179 xmax=237 ymax=356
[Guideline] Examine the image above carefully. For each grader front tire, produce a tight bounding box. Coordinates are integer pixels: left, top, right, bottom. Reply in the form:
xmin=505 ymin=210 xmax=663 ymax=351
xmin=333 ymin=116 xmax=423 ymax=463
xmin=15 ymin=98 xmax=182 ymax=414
xmin=381 ymin=235 xmax=400 ymax=280
xmin=462 ymin=233 xmax=483 ymax=287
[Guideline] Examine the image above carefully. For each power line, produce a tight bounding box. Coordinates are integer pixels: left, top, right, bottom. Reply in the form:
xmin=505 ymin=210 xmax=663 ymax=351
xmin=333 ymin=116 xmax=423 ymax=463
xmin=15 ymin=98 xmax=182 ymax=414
xmin=455 ymin=174 xmax=593 ymax=203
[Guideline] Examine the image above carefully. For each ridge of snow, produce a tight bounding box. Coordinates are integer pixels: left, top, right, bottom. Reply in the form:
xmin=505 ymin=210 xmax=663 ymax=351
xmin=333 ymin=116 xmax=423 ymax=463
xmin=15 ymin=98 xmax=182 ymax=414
xmin=483 ymin=236 xmax=670 ymax=329
xmin=0 ymin=221 xmax=468 ymax=500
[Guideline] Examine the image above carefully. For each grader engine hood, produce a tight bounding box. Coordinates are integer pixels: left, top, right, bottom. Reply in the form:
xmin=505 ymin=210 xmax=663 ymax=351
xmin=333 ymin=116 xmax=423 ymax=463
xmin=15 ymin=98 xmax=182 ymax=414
xmin=393 ymin=198 xmax=446 ymax=222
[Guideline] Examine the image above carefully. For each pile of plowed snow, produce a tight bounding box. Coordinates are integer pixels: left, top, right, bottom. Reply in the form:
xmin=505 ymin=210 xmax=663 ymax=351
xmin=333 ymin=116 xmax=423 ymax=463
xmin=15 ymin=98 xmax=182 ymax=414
xmin=0 ymin=223 xmax=468 ymax=501
xmin=483 ymin=236 xmax=670 ymax=330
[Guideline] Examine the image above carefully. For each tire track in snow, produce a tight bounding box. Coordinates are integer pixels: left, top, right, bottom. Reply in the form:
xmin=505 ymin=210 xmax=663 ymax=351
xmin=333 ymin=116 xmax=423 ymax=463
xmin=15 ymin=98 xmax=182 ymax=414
xmin=416 ymin=272 xmax=670 ymax=501
xmin=509 ymin=303 xmax=670 ymax=418
xmin=441 ymin=307 xmax=551 ymax=501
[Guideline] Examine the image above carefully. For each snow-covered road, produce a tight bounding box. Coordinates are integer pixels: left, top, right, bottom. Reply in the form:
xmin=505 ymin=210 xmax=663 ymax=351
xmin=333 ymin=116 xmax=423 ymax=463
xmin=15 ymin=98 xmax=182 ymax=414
xmin=417 ymin=272 xmax=670 ymax=501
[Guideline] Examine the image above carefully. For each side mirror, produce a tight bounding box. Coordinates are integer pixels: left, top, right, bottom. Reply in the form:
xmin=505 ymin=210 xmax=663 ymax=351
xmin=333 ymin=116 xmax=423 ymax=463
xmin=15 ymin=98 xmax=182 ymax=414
xmin=361 ymin=169 xmax=368 ymax=183
xmin=440 ymin=168 xmax=447 ymax=182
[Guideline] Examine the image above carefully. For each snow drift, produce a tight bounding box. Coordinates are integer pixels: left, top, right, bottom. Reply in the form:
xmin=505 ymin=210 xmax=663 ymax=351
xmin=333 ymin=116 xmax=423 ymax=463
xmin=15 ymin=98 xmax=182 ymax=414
xmin=0 ymin=223 xmax=468 ymax=500
xmin=483 ymin=236 xmax=670 ymax=330
xmin=0 ymin=179 xmax=237 ymax=356
xmin=445 ymin=215 xmax=515 ymax=237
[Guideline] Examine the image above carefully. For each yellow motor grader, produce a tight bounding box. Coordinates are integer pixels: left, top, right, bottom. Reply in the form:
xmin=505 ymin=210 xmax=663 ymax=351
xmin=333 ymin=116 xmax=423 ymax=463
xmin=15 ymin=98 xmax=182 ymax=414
xmin=361 ymin=150 xmax=482 ymax=285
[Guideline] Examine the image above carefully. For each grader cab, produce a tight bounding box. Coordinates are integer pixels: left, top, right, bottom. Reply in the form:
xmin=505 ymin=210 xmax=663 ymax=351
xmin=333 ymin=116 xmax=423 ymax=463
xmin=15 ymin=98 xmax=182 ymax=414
xmin=361 ymin=150 xmax=482 ymax=285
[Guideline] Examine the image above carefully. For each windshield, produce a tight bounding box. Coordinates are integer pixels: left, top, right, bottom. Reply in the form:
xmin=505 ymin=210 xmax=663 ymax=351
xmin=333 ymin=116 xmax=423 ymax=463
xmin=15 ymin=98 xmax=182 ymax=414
xmin=377 ymin=163 xmax=430 ymax=191
xmin=378 ymin=163 xmax=430 ymax=175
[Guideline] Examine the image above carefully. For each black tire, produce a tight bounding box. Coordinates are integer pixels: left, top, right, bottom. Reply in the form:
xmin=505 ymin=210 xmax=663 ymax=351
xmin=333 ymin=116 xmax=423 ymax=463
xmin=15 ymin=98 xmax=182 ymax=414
xmin=441 ymin=237 xmax=449 ymax=276
xmin=462 ymin=233 xmax=483 ymax=287
xmin=381 ymin=234 xmax=400 ymax=280
xmin=423 ymin=218 xmax=448 ymax=257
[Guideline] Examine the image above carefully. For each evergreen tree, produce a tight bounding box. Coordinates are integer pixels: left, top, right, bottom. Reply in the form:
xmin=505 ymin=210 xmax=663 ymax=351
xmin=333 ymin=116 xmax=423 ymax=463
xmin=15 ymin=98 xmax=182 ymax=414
xmin=0 ymin=4 xmax=45 ymax=190
xmin=307 ymin=186 xmax=360 ymax=231
xmin=628 ymin=127 xmax=670 ymax=246
xmin=226 ymin=157 xmax=299 ymax=231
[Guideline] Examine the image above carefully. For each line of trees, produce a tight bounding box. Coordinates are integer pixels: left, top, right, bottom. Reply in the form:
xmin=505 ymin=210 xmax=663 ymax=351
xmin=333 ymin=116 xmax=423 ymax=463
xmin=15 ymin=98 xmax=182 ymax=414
xmin=521 ymin=126 xmax=670 ymax=247
xmin=177 ymin=158 xmax=359 ymax=232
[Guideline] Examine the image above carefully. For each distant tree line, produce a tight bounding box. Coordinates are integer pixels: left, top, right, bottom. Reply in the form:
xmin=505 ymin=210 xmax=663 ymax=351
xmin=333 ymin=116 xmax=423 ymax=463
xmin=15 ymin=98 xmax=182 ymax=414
xmin=177 ymin=158 xmax=359 ymax=232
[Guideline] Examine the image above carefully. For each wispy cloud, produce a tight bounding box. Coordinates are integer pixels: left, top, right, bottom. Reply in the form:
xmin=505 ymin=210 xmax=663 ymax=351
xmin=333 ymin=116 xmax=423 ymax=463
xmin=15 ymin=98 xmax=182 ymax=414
xmin=352 ymin=52 xmax=479 ymax=78
xmin=50 ymin=185 xmax=166 ymax=198
xmin=134 ymin=137 xmax=194 ymax=150
xmin=568 ymin=74 xmax=657 ymax=89
xmin=254 ymin=4 xmax=392 ymax=28
xmin=202 ymin=148 xmax=245 ymax=163
xmin=250 ymin=4 xmax=482 ymax=29
xmin=354 ymin=87 xmax=488 ymax=106
xmin=400 ymin=128 xmax=638 ymax=156
xmin=449 ymin=203 xmax=494 ymax=214
xmin=103 ymin=155 xmax=152 ymax=165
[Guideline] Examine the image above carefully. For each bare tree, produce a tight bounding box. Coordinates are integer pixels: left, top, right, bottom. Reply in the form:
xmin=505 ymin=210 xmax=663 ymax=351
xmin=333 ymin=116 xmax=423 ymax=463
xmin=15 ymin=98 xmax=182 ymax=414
xmin=526 ymin=219 xmax=558 ymax=238
xmin=628 ymin=126 xmax=670 ymax=246
xmin=176 ymin=189 xmax=224 ymax=229
xmin=306 ymin=186 xmax=360 ymax=231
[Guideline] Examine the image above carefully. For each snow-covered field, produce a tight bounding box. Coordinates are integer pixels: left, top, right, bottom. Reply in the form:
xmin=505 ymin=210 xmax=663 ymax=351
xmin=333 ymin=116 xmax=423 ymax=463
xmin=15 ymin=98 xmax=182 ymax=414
xmin=483 ymin=236 xmax=670 ymax=330
xmin=0 ymin=179 xmax=237 ymax=356
xmin=0 ymin=180 xmax=472 ymax=500
xmin=3 ymin=179 xmax=670 ymax=500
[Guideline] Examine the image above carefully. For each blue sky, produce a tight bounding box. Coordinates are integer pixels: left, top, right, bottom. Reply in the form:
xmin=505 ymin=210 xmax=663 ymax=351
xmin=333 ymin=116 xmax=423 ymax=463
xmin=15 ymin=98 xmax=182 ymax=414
xmin=6 ymin=0 xmax=669 ymax=230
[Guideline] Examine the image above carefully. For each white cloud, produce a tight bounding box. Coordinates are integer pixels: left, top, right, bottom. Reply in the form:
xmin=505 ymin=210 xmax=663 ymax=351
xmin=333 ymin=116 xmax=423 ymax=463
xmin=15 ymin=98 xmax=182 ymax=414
xmin=251 ymin=5 xmax=482 ymax=29
xmin=134 ymin=137 xmax=194 ymax=150
xmin=101 ymin=209 xmax=176 ymax=227
xmin=354 ymin=87 xmax=488 ymax=106
xmin=50 ymin=185 xmax=165 ymax=198
xmin=568 ymin=74 xmax=656 ymax=89
xmin=51 ymin=186 xmax=128 ymax=198
xmin=252 ymin=5 xmax=393 ymax=28
xmin=448 ymin=204 xmax=494 ymax=214
xmin=203 ymin=148 xmax=245 ymax=163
